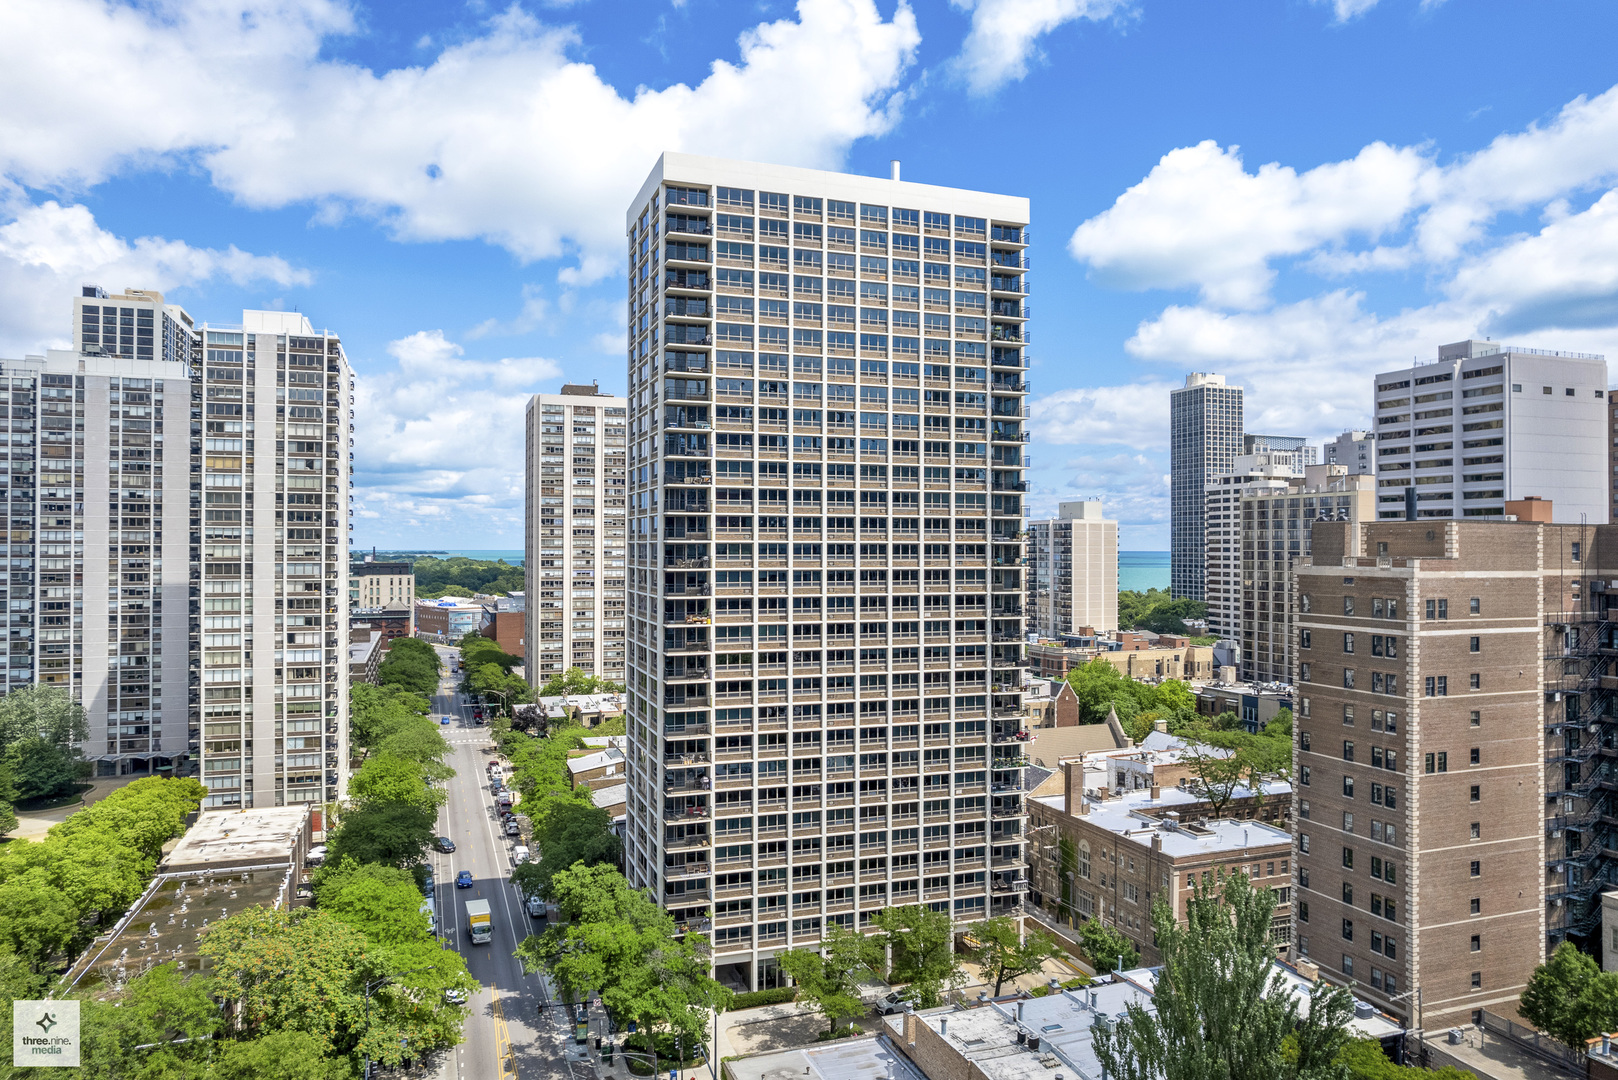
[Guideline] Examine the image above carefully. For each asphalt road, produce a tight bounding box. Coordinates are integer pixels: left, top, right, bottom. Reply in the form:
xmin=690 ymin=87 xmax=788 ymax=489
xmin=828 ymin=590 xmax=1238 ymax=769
xmin=426 ymin=646 xmax=581 ymax=1080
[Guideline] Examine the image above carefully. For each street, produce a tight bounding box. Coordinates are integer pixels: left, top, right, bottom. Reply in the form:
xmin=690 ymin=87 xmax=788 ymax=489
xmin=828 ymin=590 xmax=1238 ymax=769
xmin=425 ymin=645 xmax=582 ymax=1080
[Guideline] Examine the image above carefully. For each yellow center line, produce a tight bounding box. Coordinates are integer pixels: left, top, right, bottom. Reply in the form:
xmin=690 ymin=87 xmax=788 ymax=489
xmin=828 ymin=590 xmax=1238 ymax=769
xmin=493 ymin=986 xmax=516 ymax=1080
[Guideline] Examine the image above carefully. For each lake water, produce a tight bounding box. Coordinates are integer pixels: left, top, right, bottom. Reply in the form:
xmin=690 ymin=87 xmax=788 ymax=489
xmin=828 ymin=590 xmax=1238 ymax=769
xmin=1119 ymin=550 xmax=1170 ymax=593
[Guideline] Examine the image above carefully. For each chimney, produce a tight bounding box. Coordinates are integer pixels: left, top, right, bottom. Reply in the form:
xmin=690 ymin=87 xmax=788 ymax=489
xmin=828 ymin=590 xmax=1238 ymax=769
xmin=1150 ymin=785 xmax=1160 ymax=800
xmin=1064 ymin=760 xmax=1086 ymax=816
xmin=939 ymin=1018 xmax=947 ymax=1038
xmin=890 ymin=160 xmax=901 ymax=182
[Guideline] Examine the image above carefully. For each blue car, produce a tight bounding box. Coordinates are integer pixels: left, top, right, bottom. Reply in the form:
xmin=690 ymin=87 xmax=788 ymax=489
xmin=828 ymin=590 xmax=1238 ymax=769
xmin=440 ymin=715 xmax=451 ymax=725
xmin=455 ymin=870 xmax=474 ymax=889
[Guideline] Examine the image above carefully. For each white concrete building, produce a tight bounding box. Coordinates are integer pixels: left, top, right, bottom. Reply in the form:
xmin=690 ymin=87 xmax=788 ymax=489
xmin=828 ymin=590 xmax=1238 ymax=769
xmin=524 ymin=385 xmax=629 ymax=686
xmin=622 ymin=153 xmax=1031 ymax=990
xmin=1203 ymin=452 xmax=1300 ymax=642
xmin=1323 ymin=429 xmax=1375 ymax=476
xmin=1028 ymin=500 xmax=1117 ymax=636
xmin=1373 ymin=340 xmax=1608 ymax=522
xmin=193 ymin=309 xmax=353 ymax=809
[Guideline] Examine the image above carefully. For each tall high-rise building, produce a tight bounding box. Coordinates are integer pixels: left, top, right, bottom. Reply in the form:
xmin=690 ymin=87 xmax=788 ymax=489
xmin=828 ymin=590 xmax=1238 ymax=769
xmin=1373 ymin=340 xmax=1607 ymax=523
xmin=1231 ymin=465 xmax=1373 ymax=684
xmin=1203 ymin=452 xmax=1300 ymax=643
xmin=1293 ymin=519 xmax=1580 ymax=1031
xmin=192 ymin=310 xmax=353 ymax=809
xmin=1028 ymin=500 xmax=1117 ymax=636
xmin=1324 ymin=430 xmax=1376 ymax=476
xmin=1170 ymin=373 xmax=1243 ymax=601
xmin=0 ymin=286 xmax=201 ymax=776
xmin=524 ymin=385 xmax=630 ymax=686
xmin=622 ymin=154 xmax=1030 ymax=990
xmin=1243 ymin=433 xmax=1317 ymax=474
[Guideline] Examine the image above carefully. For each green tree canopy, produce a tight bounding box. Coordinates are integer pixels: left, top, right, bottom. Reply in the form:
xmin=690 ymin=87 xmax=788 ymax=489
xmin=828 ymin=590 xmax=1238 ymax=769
xmin=348 ymin=754 xmax=446 ymax=815
xmin=1094 ymin=871 xmax=1354 ymax=1080
xmin=971 ymin=915 xmax=1063 ymax=995
xmin=377 ymin=638 xmax=442 ymax=698
xmin=1520 ymin=940 xmax=1618 ymax=1050
xmin=539 ymin=667 xmax=626 ymax=697
xmin=324 ymin=800 xmax=437 ymax=871
xmin=1077 ymin=918 xmax=1139 ymax=975
xmin=871 ymin=904 xmax=964 ymax=1007
xmin=315 ymin=858 xmax=432 ymax=947
xmin=777 ymin=921 xmax=885 ymax=1034
xmin=1117 ymin=589 xmax=1208 ymax=635
xmin=513 ymin=800 xmax=622 ymax=900
xmin=350 ymin=682 xmax=432 ymax=757
xmin=516 ymin=864 xmax=731 ymax=1046
xmin=0 ymin=684 xmax=91 ymax=801
xmin=414 ymin=555 xmax=524 ymax=598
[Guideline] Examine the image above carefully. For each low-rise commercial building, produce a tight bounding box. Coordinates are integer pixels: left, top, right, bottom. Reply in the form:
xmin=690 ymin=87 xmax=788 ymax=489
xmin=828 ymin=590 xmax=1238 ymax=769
xmin=416 ymin=596 xmax=485 ymax=642
xmin=479 ymin=594 xmax=526 ymax=659
xmin=350 ymin=607 xmax=414 ymax=647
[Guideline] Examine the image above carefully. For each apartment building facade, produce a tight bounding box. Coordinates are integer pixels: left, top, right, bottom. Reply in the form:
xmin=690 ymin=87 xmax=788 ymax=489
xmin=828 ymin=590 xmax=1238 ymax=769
xmin=621 ymin=154 xmax=1030 ymax=990
xmin=1324 ymin=430 xmax=1376 ymax=476
xmin=351 ymin=556 xmax=414 ymax=613
xmin=1244 ymin=434 xmax=1317 ymax=475
xmin=192 ymin=310 xmax=353 ymax=810
xmin=1373 ymin=340 xmax=1607 ymax=523
xmin=1028 ymin=500 xmax=1117 ymax=637
xmin=1170 ymin=373 xmax=1243 ymax=601
xmin=1238 ymin=466 xmax=1375 ymax=685
xmin=1293 ymin=520 xmax=1553 ymax=1030
xmin=1204 ymin=452 xmax=1300 ymax=642
xmin=523 ymin=386 xmax=629 ymax=686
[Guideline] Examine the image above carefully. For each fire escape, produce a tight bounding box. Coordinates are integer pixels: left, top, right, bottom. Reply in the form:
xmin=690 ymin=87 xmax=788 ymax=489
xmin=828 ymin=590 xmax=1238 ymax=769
xmin=1546 ymin=561 xmax=1618 ymax=947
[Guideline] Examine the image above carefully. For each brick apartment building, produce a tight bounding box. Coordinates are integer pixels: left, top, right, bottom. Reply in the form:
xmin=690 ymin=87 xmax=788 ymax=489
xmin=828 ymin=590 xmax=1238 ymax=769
xmin=1028 ymin=756 xmax=1294 ymax=964
xmin=1293 ymin=516 xmax=1601 ymax=1031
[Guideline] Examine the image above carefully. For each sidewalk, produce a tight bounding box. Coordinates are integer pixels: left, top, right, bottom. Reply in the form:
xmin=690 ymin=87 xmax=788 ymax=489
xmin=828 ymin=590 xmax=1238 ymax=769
xmin=8 ymin=774 xmax=142 ymax=842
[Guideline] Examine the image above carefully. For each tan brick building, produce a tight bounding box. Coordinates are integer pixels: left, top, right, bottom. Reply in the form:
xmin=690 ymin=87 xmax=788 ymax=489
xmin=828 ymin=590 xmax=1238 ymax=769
xmin=1294 ymin=519 xmax=1587 ymax=1031
xmin=1027 ymin=758 xmax=1294 ymax=964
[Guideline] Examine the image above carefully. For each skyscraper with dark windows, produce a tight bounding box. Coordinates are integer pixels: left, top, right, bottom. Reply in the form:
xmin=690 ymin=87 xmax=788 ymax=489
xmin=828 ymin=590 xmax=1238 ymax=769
xmin=620 ymin=154 xmax=1030 ymax=990
xmin=1170 ymin=372 xmax=1243 ymax=601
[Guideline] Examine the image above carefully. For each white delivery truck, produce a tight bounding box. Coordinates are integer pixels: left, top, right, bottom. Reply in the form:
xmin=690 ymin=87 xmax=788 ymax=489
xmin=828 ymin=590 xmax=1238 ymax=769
xmin=466 ymin=898 xmax=492 ymax=945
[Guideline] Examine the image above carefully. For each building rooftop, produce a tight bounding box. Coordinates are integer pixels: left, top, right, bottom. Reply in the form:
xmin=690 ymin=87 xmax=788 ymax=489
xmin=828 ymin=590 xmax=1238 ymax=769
xmin=591 ymin=783 xmax=627 ymax=814
xmin=1032 ymin=787 xmax=1292 ymax=858
xmin=566 ymin=747 xmax=625 ymax=776
xmin=161 ymin=805 xmax=310 ymax=874
xmin=728 ymin=1036 xmax=924 ymax=1080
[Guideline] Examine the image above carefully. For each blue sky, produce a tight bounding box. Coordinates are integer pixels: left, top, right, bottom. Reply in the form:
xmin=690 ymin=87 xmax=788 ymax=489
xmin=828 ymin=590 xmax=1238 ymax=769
xmin=3 ymin=0 xmax=1618 ymax=550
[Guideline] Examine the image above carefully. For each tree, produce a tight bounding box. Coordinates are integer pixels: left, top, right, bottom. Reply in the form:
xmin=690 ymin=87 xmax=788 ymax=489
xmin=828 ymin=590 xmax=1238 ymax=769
xmin=777 ymin=921 xmax=886 ymax=1034
xmin=413 ymin=555 xmax=524 ymax=598
xmin=348 ymin=754 xmax=445 ymax=815
xmin=1117 ymin=589 xmax=1208 ymax=635
xmin=315 ymin=858 xmax=431 ymax=946
xmin=0 ymin=868 xmax=80 ymax=971
xmin=205 ymin=1029 xmax=355 ymax=1080
xmin=73 ymin=961 xmax=224 ymax=1079
xmin=516 ymin=864 xmax=731 ymax=1049
xmin=1520 ymin=940 xmax=1618 ymax=1050
xmin=0 ymin=684 xmax=91 ymax=801
xmin=539 ymin=666 xmax=624 ymax=697
xmin=518 ymin=801 xmax=622 ymax=899
xmin=971 ymin=915 xmax=1062 ymax=996
xmin=324 ymin=800 xmax=437 ymax=870
xmin=1178 ymin=740 xmax=1249 ymax=818
xmin=1094 ymin=871 xmax=1354 ymax=1080
xmin=350 ymin=682 xmax=431 ymax=757
xmin=1077 ymin=918 xmax=1139 ymax=975
xmin=202 ymin=905 xmax=469 ymax=1069
xmin=1324 ymin=1036 xmax=1475 ymax=1080
xmin=377 ymin=721 xmax=453 ymax=776
xmin=377 ymin=638 xmax=442 ymax=698
xmin=872 ymin=904 xmax=964 ymax=1007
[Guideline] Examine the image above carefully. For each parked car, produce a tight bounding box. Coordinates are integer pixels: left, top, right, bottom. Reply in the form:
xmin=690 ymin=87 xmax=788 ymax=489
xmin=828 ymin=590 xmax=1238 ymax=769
xmin=444 ymin=988 xmax=468 ymax=1005
xmin=526 ymin=895 xmax=546 ymax=919
xmin=455 ymin=870 xmax=474 ymax=889
xmin=504 ymin=820 xmax=520 ymax=837
xmin=434 ymin=836 xmax=456 ymax=853
xmin=872 ymin=991 xmax=914 ymax=1016
xmin=511 ymin=845 xmax=530 ymax=866
xmin=306 ymin=845 xmax=327 ymax=867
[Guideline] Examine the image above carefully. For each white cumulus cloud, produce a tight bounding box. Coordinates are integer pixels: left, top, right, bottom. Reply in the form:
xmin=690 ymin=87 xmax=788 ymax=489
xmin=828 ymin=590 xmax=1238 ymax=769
xmin=0 ymin=199 xmax=308 ymax=355
xmin=947 ymin=0 xmax=1130 ymax=96
xmin=0 ymin=0 xmax=921 ymax=283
